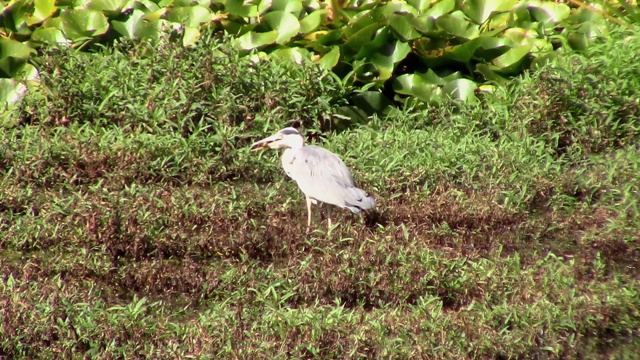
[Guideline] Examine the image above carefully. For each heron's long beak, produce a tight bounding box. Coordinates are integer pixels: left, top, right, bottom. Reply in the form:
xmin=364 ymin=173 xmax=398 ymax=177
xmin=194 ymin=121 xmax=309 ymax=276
xmin=250 ymin=134 xmax=279 ymax=151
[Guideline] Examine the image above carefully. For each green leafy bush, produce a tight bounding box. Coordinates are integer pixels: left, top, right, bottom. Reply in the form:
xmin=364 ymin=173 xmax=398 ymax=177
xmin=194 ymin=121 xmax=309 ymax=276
xmin=15 ymin=37 xmax=346 ymax=131
xmin=507 ymin=27 xmax=640 ymax=158
xmin=0 ymin=0 xmax=622 ymax=108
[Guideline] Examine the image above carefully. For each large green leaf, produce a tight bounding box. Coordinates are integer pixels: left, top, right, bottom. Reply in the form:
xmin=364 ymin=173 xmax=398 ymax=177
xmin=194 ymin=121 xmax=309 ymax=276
xmin=0 ymin=38 xmax=36 ymax=78
xmin=135 ymin=0 xmax=162 ymax=12
xmin=182 ymin=26 xmax=201 ymax=47
xmin=343 ymin=22 xmax=383 ymax=57
xmin=353 ymin=61 xmax=379 ymax=83
xmin=443 ymin=78 xmax=477 ymax=103
xmin=377 ymin=1 xmax=419 ymax=17
xmin=412 ymin=37 xmax=450 ymax=67
xmin=25 ymin=0 xmax=57 ymax=26
xmin=171 ymin=0 xmax=212 ymax=6
xmin=566 ymin=22 xmax=607 ymax=51
xmin=143 ymin=7 xmax=168 ymax=21
xmin=259 ymin=0 xmax=303 ymax=16
xmin=436 ymin=11 xmax=480 ymax=39
xmin=4 ymin=1 xmax=33 ymax=35
xmin=369 ymin=40 xmax=411 ymax=80
xmin=570 ymin=5 xmax=606 ymax=24
xmin=306 ymin=28 xmax=342 ymax=52
xmin=225 ymin=0 xmax=259 ymax=17
xmin=422 ymin=69 xmax=447 ymax=86
xmin=112 ymin=8 xmax=144 ymax=38
xmin=407 ymin=0 xmax=434 ymax=12
xmin=87 ymin=0 xmax=130 ymax=14
xmin=489 ymin=44 xmax=532 ymax=73
xmin=353 ymin=26 xmax=390 ymax=60
xmin=424 ymin=0 xmax=455 ymax=19
xmin=458 ymin=0 xmax=518 ymax=25
xmin=112 ymin=9 xmax=164 ymax=40
xmin=352 ymin=91 xmax=393 ymax=116
xmin=333 ymin=106 xmax=369 ymax=125
xmin=30 ymin=27 xmax=70 ymax=44
xmin=511 ymin=2 xmax=531 ymax=23
xmin=415 ymin=38 xmax=485 ymax=66
xmin=0 ymin=78 xmax=27 ymax=105
xmin=387 ymin=13 xmax=421 ymax=41
xmin=528 ymin=2 xmax=570 ymax=26
xmin=299 ymin=9 xmax=328 ymax=34
xmin=441 ymin=71 xmax=464 ymax=82
xmin=474 ymin=37 xmax=510 ymax=60
xmin=531 ymin=51 xmax=559 ymax=69
xmin=263 ymin=11 xmax=301 ymax=44
xmin=442 ymin=37 xmax=483 ymax=63
xmin=475 ymin=63 xmax=508 ymax=83
xmin=483 ymin=11 xmax=511 ymax=32
xmin=393 ymin=72 xmax=446 ymax=104
xmin=315 ymin=46 xmax=340 ymax=70
xmin=271 ymin=47 xmax=310 ymax=65
xmin=59 ymin=9 xmax=110 ymax=39
xmin=501 ymin=27 xmax=551 ymax=54
xmin=500 ymin=27 xmax=538 ymax=46
xmin=42 ymin=16 xmax=63 ymax=30
xmin=343 ymin=10 xmax=378 ymax=39
xmin=233 ymin=30 xmax=279 ymax=50
xmin=410 ymin=14 xmax=439 ymax=34
xmin=165 ymin=5 xmax=212 ymax=28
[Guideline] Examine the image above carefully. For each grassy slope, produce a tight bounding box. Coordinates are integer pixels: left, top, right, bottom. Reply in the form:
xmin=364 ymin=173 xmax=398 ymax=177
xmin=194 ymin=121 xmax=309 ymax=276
xmin=1 ymin=30 xmax=640 ymax=358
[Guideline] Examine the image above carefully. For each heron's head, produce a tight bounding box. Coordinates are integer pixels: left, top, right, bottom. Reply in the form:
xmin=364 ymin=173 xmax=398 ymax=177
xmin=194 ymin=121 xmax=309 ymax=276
xmin=251 ymin=127 xmax=304 ymax=151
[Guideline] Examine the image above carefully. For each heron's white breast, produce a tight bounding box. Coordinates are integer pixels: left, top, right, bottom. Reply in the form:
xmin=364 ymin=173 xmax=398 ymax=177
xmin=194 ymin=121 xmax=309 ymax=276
xmin=280 ymin=148 xmax=297 ymax=179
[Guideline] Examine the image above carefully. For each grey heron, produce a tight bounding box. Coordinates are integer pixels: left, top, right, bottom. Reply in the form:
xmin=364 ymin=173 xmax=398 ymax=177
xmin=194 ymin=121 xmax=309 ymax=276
xmin=251 ymin=127 xmax=375 ymax=229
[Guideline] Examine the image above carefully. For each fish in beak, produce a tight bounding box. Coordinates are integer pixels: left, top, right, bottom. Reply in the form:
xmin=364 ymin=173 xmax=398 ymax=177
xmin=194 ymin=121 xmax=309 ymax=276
xmin=250 ymin=134 xmax=280 ymax=151
xmin=250 ymin=128 xmax=300 ymax=151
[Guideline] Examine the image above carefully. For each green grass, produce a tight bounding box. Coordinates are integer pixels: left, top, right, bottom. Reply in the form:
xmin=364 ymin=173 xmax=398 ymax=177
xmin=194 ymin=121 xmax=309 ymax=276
xmin=1 ymin=28 xmax=640 ymax=358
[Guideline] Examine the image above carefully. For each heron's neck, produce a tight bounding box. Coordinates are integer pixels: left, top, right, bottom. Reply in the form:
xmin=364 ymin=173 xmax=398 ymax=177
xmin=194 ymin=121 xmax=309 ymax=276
xmin=287 ymin=134 xmax=305 ymax=150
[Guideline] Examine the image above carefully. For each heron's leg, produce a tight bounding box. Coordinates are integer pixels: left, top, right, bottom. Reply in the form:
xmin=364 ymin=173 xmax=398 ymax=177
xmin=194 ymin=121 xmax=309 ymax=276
xmin=306 ymin=196 xmax=312 ymax=229
xmin=327 ymin=205 xmax=332 ymax=229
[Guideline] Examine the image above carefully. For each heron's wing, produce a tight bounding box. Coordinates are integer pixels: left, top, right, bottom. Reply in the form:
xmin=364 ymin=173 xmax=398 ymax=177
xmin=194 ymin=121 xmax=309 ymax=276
xmin=294 ymin=146 xmax=355 ymax=188
xmin=284 ymin=146 xmax=374 ymax=211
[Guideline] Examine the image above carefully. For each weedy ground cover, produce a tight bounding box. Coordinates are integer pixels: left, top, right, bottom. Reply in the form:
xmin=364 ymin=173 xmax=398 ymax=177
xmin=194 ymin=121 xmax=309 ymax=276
xmin=1 ymin=28 xmax=639 ymax=358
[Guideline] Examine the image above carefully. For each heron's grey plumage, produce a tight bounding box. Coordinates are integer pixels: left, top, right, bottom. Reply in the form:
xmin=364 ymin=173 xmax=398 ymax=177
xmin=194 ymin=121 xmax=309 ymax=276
xmin=282 ymin=145 xmax=375 ymax=213
xmin=251 ymin=127 xmax=375 ymax=228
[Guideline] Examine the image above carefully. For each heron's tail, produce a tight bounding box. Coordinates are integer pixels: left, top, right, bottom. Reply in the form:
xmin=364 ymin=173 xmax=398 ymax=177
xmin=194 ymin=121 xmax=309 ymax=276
xmin=345 ymin=187 xmax=376 ymax=213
